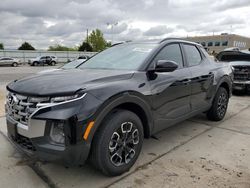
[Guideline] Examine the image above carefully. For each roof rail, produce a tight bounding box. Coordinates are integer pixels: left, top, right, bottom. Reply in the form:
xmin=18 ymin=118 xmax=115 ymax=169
xmin=111 ymin=40 xmax=132 ymax=47
xmin=111 ymin=42 xmax=124 ymax=47
xmin=160 ymin=37 xmax=182 ymax=43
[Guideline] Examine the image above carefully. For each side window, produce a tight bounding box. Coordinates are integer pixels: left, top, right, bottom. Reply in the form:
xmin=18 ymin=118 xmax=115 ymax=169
xmin=2 ymin=58 xmax=11 ymax=60
xmin=154 ymin=44 xmax=183 ymax=68
xmin=183 ymin=44 xmax=202 ymax=66
xmin=40 ymin=56 xmax=46 ymax=60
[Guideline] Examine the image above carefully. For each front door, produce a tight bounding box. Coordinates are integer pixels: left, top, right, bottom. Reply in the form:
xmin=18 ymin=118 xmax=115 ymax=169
xmin=149 ymin=43 xmax=192 ymax=132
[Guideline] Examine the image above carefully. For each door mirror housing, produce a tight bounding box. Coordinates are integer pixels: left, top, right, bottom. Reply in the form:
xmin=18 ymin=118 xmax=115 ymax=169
xmin=154 ymin=60 xmax=178 ymax=72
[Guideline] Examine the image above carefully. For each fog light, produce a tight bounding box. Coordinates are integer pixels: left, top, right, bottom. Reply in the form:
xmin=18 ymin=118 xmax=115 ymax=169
xmin=50 ymin=121 xmax=65 ymax=144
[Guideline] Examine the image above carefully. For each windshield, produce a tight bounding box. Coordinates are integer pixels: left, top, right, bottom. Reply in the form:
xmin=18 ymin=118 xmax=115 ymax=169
xmin=79 ymin=43 xmax=156 ymax=70
xmin=62 ymin=60 xmax=84 ymax=69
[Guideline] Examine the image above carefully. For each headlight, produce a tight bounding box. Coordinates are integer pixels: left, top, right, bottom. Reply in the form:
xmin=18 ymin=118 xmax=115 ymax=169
xmin=28 ymin=96 xmax=50 ymax=103
xmin=50 ymin=94 xmax=79 ymax=102
xmin=50 ymin=121 xmax=65 ymax=144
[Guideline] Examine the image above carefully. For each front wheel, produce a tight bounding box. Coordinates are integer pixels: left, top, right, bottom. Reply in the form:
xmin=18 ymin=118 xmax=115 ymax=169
xmin=207 ymin=87 xmax=229 ymax=121
xmin=91 ymin=110 xmax=144 ymax=176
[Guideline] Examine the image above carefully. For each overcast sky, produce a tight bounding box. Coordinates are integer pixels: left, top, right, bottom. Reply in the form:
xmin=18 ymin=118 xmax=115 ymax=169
xmin=1 ymin=0 xmax=250 ymax=49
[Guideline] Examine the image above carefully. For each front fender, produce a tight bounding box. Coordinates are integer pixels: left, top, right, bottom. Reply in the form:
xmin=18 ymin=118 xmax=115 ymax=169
xmin=86 ymin=91 xmax=153 ymax=142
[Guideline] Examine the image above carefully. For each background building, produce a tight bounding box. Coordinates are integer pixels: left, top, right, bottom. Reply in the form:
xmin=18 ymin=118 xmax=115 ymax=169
xmin=185 ymin=34 xmax=250 ymax=54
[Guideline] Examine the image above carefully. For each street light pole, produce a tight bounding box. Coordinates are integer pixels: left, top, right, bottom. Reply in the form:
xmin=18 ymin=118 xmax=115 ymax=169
xmin=86 ymin=29 xmax=89 ymax=43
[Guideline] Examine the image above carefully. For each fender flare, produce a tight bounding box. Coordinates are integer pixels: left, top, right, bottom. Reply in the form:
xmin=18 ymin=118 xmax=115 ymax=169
xmin=215 ymin=75 xmax=232 ymax=97
xmin=86 ymin=91 xmax=153 ymax=142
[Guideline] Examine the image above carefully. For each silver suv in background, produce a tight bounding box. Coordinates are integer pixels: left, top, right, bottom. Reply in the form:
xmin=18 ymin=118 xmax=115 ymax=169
xmin=0 ymin=57 xmax=21 ymax=67
xmin=28 ymin=56 xmax=57 ymax=66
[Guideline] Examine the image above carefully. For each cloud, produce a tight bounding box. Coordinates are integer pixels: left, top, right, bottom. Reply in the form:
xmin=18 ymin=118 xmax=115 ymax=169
xmin=144 ymin=25 xmax=174 ymax=36
xmin=0 ymin=0 xmax=250 ymax=49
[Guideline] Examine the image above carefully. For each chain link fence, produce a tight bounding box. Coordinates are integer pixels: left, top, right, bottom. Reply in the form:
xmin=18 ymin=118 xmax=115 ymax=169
xmin=0 ymin=50 xmax=96 ymax=63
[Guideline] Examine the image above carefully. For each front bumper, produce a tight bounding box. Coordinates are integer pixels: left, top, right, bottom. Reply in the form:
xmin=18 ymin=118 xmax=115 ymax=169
xmin=5 ymin=92 xmax=103 ymax=165
xmin=233 ymin=80 xmax=250 ymax=91
xmin=6 ymin=115 xmax=90 ymax=165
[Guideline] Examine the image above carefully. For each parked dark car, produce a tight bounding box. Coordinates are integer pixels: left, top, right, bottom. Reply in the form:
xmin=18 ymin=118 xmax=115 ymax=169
xmin=216 ymin=49 xmax=250 ymax=93
xmin=0 ymin=57 xmax=21 ymax=67
xmin=28 ymin=56 xmax=57 ymax=66
xmin=78 ymin=55 xmax=90 ymax=60
xmin=6 ymin=39 xmax=232 ymax=176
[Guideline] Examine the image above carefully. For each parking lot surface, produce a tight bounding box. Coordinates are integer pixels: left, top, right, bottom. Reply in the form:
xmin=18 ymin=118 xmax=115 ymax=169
xmin=0 ymin=66 xmax=250 ymax=188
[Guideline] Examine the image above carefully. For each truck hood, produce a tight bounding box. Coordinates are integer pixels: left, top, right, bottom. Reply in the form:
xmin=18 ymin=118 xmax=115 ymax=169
xmin=7 ymin=69 xmax=134 ymax=96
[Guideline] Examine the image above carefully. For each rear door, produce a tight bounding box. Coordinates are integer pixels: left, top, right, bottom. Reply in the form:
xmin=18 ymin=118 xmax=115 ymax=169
xmin=182 ymin=44 xmax=214 ymax=111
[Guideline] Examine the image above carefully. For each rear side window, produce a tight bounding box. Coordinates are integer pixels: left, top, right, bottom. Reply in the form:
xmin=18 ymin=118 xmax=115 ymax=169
xmin=153 ymin=44 xmax=183 ymax=68
xmin=183 ymin=44 xmax=202 ymax=66
xmin=2 ymin=58 xmax=12 ymax=60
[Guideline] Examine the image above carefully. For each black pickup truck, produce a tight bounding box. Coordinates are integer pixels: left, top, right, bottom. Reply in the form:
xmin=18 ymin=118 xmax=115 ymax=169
xmin=217 ymin=49 xmax=250 ymax=93
xmin=6 ymin=38 xmax=233 ymax=176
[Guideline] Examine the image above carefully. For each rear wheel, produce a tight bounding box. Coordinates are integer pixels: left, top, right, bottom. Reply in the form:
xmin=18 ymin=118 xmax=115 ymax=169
xmin=12 ymin=62 xmax=18 ymax=67
xmin=33 ymin=62 xmax=38 ymax=66
xmin=91 ymin=110 xmax=144 ymax=176
xmin=207 ymin=87 xmax=229 ymax=121
xmin=50 ymin=61 xmax=56 ymax=66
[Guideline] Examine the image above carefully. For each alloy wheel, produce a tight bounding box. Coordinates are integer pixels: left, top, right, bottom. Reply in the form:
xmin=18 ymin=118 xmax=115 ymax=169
xmin=217 ymin=92 xmax=228 ymax=118
xmin=109 ymin=122 xmax=139 ymax=167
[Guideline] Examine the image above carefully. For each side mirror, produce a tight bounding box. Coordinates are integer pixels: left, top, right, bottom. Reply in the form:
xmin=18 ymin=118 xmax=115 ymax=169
xmin=155 ymin=60 xmax=178 ymax=72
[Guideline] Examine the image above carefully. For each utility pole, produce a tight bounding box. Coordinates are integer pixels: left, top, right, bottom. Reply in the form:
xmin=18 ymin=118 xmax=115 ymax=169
xmin=86 ymin=29 xmax=89 ymax=43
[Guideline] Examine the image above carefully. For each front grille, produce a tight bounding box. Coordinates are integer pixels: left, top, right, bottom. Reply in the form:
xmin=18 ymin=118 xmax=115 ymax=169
xmin=233 ymin=66 xmax=250 ymax=81
xmin=6 ymin=92 xmax=48 ymax=125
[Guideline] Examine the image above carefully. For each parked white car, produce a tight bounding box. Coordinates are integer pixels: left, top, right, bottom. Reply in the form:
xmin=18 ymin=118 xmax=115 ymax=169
xmin=0 ymin=57 xmax=21 ymax=67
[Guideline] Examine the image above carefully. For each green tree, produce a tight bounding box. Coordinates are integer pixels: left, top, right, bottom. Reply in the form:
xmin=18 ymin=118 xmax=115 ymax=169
xmin=18 ymin=42 xmax=35 ymax=50
xmin=78 ymin=42 xmax=93 ymax=52
xmin=88 ymin=29 xmax=107 ymax=51
xmin=48 ymin=44 xmax=77 ymax=51
xmin=0 ymin=43 xmax=4 ymax=50
xmin=106 ymin=41 xmax=112 ymax=48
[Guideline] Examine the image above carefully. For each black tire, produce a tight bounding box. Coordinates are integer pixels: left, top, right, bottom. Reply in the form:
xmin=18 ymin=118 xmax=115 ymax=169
xmin=207 ymin=87 xmax=229 ymax=121
xmin=50 ymin=61 xmax=56 ymax=66
xmin=12 ymin=62 xmax=18 ymax=67
xmin=91 ymin=109 xmax=144 ymax=176
xmin=33 ymin=62 xmax=38 ymax=66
